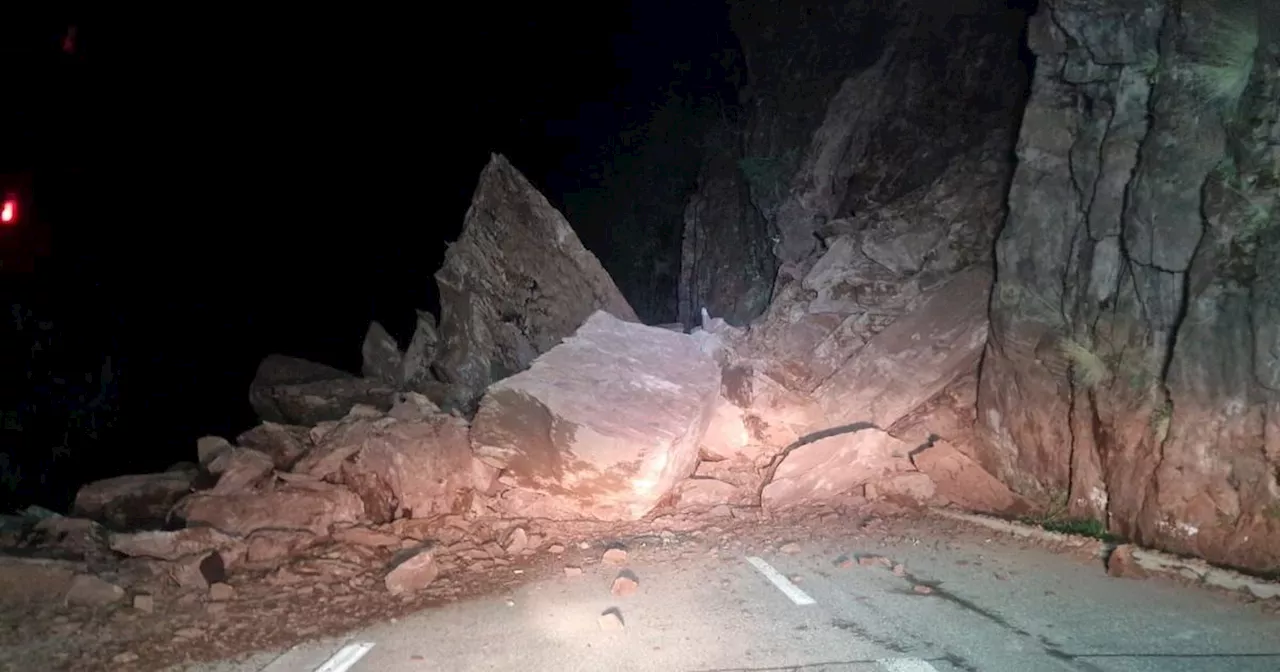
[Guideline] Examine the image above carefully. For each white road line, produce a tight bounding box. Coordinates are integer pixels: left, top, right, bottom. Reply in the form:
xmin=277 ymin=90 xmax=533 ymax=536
xmin=745 ymin=556 xmax=816 ymax=606
xmin=877 ymin=658 xmax=940 ymax=672
xmin=314 ymin=642 xmax=376 ymax=672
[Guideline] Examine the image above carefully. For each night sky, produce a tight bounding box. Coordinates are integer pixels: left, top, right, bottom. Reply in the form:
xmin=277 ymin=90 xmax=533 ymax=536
xmin=1 ymin=3 xmax=738 ymax=509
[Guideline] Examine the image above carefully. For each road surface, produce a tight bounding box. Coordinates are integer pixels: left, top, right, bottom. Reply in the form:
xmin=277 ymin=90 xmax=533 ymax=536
xmin=181 ymin=516 xmax=1280 ymax=672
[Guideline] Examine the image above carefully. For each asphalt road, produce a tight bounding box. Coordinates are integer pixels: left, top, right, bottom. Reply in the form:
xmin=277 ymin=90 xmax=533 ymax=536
xmin=184 ymin=519 xmax=1280 ymax=672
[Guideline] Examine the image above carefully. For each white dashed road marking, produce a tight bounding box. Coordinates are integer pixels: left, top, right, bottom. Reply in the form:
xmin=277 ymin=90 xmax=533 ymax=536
xmin=745 ymin=556 xmax=816 ymax=606
xmin=313 ymin=642 xmax=375 ymax=672
xmin=877 ymin=658 xmax=940 ymax=672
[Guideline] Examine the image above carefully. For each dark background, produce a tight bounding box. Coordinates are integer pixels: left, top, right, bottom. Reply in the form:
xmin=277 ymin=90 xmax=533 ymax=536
xmin=0 ymin=3 xmax=739 ymax=510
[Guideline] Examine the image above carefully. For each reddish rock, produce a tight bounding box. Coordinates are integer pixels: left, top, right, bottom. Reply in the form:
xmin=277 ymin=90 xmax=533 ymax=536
xmin=761 ymin=428 xmax=914 ymax=511
xmin=720 ymin=364 xmax=821 ymax=452
xmin=611 ymin=571 xmax=639 ymax=597
xmin=234 ymin=422 xmax=312 ymax=470
xmin=293 ymin=404 xmax=480 ymax=521
xmin=243 ymin=530 xmax=319 ymax=567
xmin=108 ymin=528 xmax=242 ymax=562
xmin=384 ymin=549 xmax=440 ymax=595
xmin=810 ymin=266 xmax=992 ymax=431
xmin=176 ymin=484 xmax=364 ymax=537
xmin=72 ymin=472 xmax=196 ymax=530
xmin=471 ymin=311 xmax=721 ymax=521
xmin=866 ymin=472 xmax=937 ymax=505
xmin=912 ymin=441 xmax=1031 ymax=515
xmin=332 ymin=527 xmax=402 ymax=548
xmin=208 ymin=582 xmax=235 ymax=601
xmin=602 ymin=548 xmax=628 ymax=565
xmin=207 ymin=448 xmax=275 ymax=494
xmin=1106 ymin=545 xmax=1148 ymax=580
xmin=674 ymin=478 xmax=746 ymax=509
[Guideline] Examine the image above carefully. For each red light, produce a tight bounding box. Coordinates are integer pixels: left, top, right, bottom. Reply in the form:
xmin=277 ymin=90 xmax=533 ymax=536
xmin=0 ymin=198 xmax=15 ymax=227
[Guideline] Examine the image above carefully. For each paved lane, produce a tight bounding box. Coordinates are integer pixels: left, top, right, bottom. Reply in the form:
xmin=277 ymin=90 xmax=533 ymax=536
xmin=185 ymin=518 xmax=1279 ymax=672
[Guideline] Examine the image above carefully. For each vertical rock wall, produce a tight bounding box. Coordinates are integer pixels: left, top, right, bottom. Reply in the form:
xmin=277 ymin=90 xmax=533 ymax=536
xmin=977 ymin=0 xmax=1280 ymax=573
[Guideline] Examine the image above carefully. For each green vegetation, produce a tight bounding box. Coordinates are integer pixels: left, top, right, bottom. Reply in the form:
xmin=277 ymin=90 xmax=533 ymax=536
xmin=1018 ymin=489 xmax=1119 ymax=541
xmin=1037 ymin=517 xmax=1116 ymax=541
xmin=1174 ymin=0 xmax=1260 ymax=112
xmin=1059 ymin=338 xmax=1111 ymax=389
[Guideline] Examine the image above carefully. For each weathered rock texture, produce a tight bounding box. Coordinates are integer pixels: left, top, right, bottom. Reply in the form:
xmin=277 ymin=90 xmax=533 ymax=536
xmin=471 ymin=311 xmax=721 ymax=520
xmin=433 ymin=154 xmax=639 ymax=410
xmin=678 ymin=0 xmax=1031 ymax=329
xmin=976 ymin=0 xmax=1280 ymax=573
xmin=248 ymin=354 xmax=397 ymax=426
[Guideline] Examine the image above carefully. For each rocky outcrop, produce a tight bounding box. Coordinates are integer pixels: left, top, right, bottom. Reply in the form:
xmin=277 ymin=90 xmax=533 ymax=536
xmin=471 ymin=311 xmax=721 ymax=520
xmin=976 ymin=0 xmax=1280 ymax=573
xmin=676 ymin=0 xmax=1030 ymax=327
xmin=433 ymin=154 xmax=640 ymax=411
xmin=679 ymin=137 xmax=776 ymax=328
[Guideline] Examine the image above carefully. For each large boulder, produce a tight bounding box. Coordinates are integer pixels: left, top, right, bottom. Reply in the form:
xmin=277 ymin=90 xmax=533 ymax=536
xmin=248 ymin=354 xmax=397 ymax=426
xmin=433 ymin=154 xmax=639 ymax=410
xmin=810 ymin=265 xmax=992 ymax=430
xmin=470 ymin=311 xmax=721 ymax=520
xmin=174 ymin=483 xmax=364 ymax=538
xmin=72 ymin=471 xmax=197 ymax=531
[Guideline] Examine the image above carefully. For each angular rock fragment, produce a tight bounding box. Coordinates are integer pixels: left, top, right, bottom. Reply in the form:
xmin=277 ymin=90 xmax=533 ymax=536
xmin=433 ymin=154 xmax=639 ymax=409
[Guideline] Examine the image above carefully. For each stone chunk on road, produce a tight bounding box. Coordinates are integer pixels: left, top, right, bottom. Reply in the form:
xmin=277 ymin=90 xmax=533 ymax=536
xmin=611 ymin=571 xmax=639 ymax=597
xmin=471 ymin=311 xmax=721 ymax=521
xmin=384 ymin=548 xmax=440 ymax=595
xmin=598 ymin=608 xmax=625 ymax=630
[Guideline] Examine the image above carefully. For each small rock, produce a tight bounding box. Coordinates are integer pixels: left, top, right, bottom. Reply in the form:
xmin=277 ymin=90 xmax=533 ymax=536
xmin=65 ymin=574 xmax=125 ymax=607
xmin=611 ymin=571 xmax=639 ymax=597
xmin=505 ymin=528 xmax=529 ymax=555
xmin=548 ymin=544 xmax=566 ymax=554
xmin=1106 ymin=544 xmax=1148 ymax=580
xmin=133 ymin=594 xmax=155 ymax=613
xmin=173 ymin=627 xmax=204 ymax=640
xmin=208 ymin=582 xmax=235 ymax=601
xmin=564 ymin=566 xmax=583 ymax=577
xmin=858 ymin=554 xmax=891 ymax=568
xmin=112 ymin=652 xmax=139 ymax=664
xmin=578 ymin=541 xmax=591 ymax=550
xmin=602 ymin=548 xmax=628 ymax=565
xmin=834 ymin=555 xmax=855 ymax=569
xmin=892 ymin=564 xmax=907 ymax=577
xmin=385 ymin=549 xmax=440 ymax=595
xmin=912 ymin=584 xmax=934 ymax=595
xmin=779 ymin=542 xmax=801 ymax=555
xmin=598 ymin=608 xmax=625 ymax=630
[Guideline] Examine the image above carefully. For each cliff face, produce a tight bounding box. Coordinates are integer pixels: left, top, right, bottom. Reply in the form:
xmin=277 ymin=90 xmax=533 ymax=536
xmin=680 ymin=0 xmax=1032 ymax=328
xmin=976 ymin=0 xmax=1280 ymax=573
